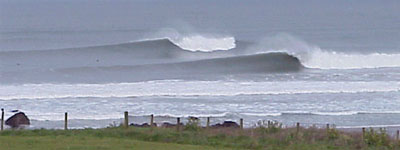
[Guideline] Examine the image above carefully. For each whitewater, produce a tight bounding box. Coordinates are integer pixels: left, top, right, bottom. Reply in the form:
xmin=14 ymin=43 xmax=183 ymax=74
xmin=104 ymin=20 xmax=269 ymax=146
xmin=1 ymin=0 xmax=400 ymax=130
xmin=1 ymin=81 xmax=400 ymax=100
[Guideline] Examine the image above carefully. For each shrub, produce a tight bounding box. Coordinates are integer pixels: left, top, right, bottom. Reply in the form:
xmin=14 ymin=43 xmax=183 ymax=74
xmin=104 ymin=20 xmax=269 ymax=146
xmin=327 ymin=128 xmax=340 ymax=140
xmin=255 ymin=120 xmax=282 ymax=134
xmin=184 ymin=117 xmax=201 ymax=132
xmin=363 ymin=128 xmax=391 ymax=147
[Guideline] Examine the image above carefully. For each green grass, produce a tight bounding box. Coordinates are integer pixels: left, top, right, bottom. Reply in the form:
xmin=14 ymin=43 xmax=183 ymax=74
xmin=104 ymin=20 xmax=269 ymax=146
xmin=0 ymin=136 xmax=228 ymax=150
xmin=0 ymin=125 xmax=399 ymax=150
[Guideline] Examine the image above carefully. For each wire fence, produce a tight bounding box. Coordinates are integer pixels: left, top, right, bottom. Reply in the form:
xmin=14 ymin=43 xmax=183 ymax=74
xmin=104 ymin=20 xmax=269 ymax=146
xmin=1 ymin=109 xmax=400 ymax=138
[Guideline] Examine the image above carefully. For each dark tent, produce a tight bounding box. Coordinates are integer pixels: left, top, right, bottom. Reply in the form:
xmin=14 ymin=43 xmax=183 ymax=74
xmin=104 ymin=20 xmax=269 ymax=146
xmin=5 ymin=112 xmax=30 ymax=128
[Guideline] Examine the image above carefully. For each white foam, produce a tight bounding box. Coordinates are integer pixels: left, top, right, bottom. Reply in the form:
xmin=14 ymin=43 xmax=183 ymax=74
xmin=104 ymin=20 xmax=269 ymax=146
xmin=285 ymin=111 xmax=360 ymax=116
xmin=243 ymin=111 xmax=400 ymax=117
xmin=310 ymin=111 xmax=359 ymax=116
xmin=241 ymin=112 xmax=282 ymax=117
xmin=337 ymin=124 xmax=400 ymax=129
xmin=243 ymin=111 xmax=359 ymax=117
xmin=144 ymin=28 xmax=236 ymax=52
xmin=357 ymin=111 xmax=400 ymax=114
xmin=251 ymin=33 xmax=400 ymax=69
xmin=303 ymin=50 xmax=400 ymax=69
xmin=30 ymin=114 xmax=121 ymax=121
xmin=147 ymin=112 xmax=230 ymax=118
xmin=0 ymin=80 xmax=399 ymax=100
xmin=171 ymin=35 xmax=235 ymax=52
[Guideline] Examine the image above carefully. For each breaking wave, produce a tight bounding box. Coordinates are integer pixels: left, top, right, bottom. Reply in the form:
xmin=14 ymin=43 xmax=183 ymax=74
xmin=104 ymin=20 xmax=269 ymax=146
xmin=251 ymin=34 xmax=400 ymax=69
xmin=133 ymin=34 xmax=400 ymax=69
xmin=0 ymin=52 xmax=303 ymax=84
xmin=170 ymin=35 xmax=235 ymax=52
xmin=267 ymin=50 xmax=400 ymax=70
xmin=136 ymin=36 xmax=236 ymax=52
xmin=132 ymin=34 xmax=400 ymax=70
xmin=141 ymin=28 xmax=236 ymax=52
xmin=140 ymin=32 xmax=400 ymax=70
xmin=2 ymin=31 xmax=400 ymax=79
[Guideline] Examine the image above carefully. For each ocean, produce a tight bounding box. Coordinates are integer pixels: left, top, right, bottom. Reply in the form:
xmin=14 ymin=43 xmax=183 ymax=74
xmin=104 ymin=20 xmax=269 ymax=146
xmin=1 ymin=0 xmax=400 ymax=130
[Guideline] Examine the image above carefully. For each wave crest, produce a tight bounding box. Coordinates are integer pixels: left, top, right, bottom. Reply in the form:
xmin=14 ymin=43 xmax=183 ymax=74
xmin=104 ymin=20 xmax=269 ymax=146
xmin=143 ymin=28 xmax=236 ymax=52
xmin=171 ymin=35 xmax=235 ymax=52
xmin=250 ymin=33 xmax=400 ymax=69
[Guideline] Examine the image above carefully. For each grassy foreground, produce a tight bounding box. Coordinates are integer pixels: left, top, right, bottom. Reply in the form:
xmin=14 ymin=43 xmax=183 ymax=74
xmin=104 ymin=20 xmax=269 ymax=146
xmin=0 ymin=124 xmax=399 ymax=150
xmin=0 ymin=136 xmax=229 ymax=150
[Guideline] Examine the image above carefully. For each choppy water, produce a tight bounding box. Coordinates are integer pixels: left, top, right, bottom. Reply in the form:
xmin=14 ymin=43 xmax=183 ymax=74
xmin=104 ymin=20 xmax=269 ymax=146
xmin=1 ymin=0 xmax=400 ymax=129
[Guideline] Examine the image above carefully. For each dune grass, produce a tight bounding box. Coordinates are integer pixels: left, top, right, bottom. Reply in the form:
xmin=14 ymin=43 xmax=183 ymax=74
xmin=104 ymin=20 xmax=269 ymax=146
xmin=0 ymin=123 xmax=399 ymax=150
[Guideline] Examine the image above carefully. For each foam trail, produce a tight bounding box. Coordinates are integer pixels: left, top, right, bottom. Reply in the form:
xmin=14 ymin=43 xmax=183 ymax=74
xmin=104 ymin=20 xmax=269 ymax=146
xmin=310 ymin=111 xmax=359 ymax=116
xmin=337 ymin=124 xmax=400 ymax=129
xmin=243 ymin=111 xmax=359 ymax=117
xmin=1 ymin=80 xmax=399 ymax=100
xmin=242 ymin=111 xmax=400 ymax=117
xmin=304 ymin=50 xmax=400 ymax=69
xmin=241 ymin=113 xmax=282 ymax=117
xmin=145 ymin=113 xmax=230 ymax=118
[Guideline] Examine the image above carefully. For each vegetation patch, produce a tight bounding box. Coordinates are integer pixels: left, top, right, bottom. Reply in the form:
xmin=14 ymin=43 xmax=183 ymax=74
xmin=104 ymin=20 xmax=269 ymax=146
xmin=1 ymin=121 xmax=399 ymax=150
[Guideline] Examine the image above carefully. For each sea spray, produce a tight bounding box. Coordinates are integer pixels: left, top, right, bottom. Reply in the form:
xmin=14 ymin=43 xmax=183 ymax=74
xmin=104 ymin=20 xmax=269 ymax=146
xmin=248 ymin=33 xmax=400 ymax=69
xmin=143 ymin=28 xmax=236 ymax=52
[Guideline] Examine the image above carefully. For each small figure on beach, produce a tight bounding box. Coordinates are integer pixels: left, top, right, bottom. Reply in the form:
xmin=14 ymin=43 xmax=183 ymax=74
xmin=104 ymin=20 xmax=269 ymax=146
xmin=5 ymin=112 xmax=30 ymax=128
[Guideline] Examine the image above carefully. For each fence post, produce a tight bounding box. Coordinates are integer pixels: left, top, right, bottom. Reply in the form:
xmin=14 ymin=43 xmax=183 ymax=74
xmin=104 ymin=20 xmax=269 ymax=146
xmin=1 ymin=108 xmax=4 ymax=131
xmin=362 ymin=127 xmax=366 ymax=139
xmin=240 ymin=118 xmax=243 ymax=129
xmin=326 ymin=124 xmax=330 ymax=133
xmin=206 ymin=117 xmax=210 ymax=128
xmin=296 ymin=122 xmax=300 ymax=135
xmin=397 ymin=130 xmax=399 ymax=140
xmin=124 ymin=111 xmax=129 ymax=128
xmin=64 ymin=112 xmax=68 ymax=130
xmin=177 ymin=118 xmax=181 ymax=131
xmin=150 ymin=114 xmax=154 ymax=127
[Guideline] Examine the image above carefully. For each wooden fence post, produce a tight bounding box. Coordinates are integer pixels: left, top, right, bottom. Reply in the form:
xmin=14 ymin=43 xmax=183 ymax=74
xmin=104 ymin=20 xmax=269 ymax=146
xmin=177 ymin=118 xmax=181 ymax=131
xmin=362 ymin=127 xmax=366 ymax=139
xmin=296 ymin=122 xmax=300 ymax=134
xmin=206 ymin=117 xmax=210 ymax=128
xmin=1 ymin=108 xmax=4 ymax=131
xmin=150 ymin=114 xmax=154 ymax=127
xmin=64 ymin=112 xmax=68 ymax=130
xmin=397 ymin=130 xmax=399 ymax=140
xmin=326 ymin=124 xmax=330 ymax=133
xmin=240 ymin=118 xmax=243 ymax=129
xmin=124 ymin=111 xmax=129 ymax=128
